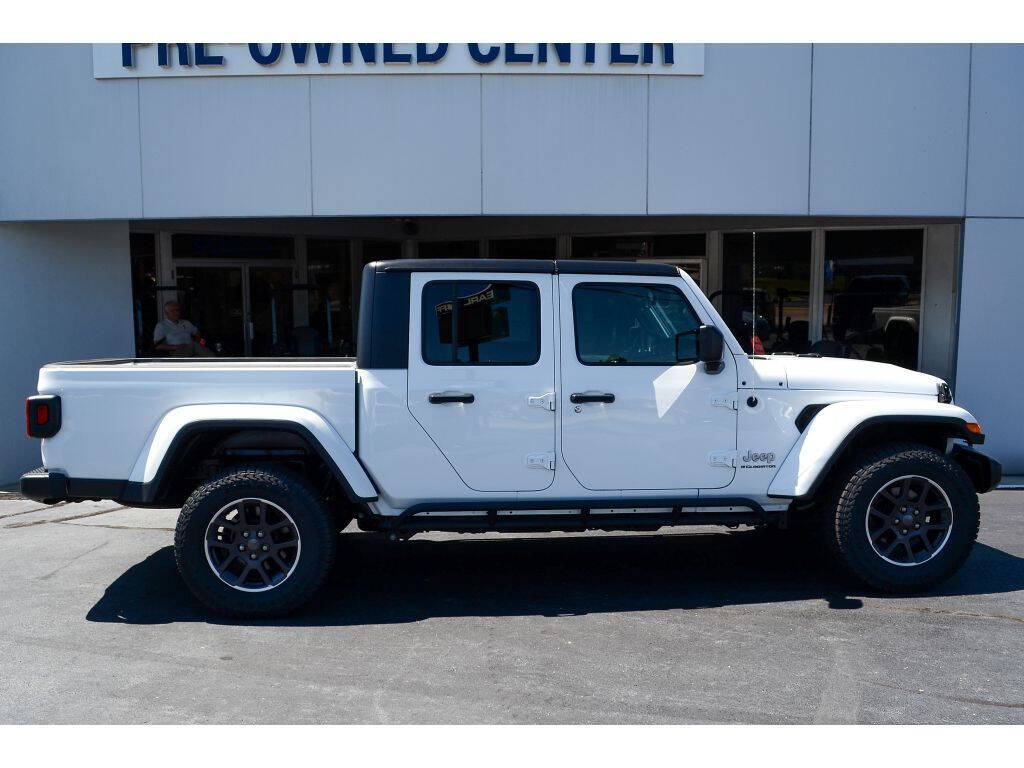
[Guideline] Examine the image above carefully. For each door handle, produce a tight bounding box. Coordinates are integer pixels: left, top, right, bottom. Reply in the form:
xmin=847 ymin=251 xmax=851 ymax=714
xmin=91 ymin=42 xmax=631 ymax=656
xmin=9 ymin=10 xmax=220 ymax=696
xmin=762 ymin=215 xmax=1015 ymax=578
xmin=429 ymin=392 xmax=475 ymax=404
xmin=570 ymin=392 xmax=615 ymax=404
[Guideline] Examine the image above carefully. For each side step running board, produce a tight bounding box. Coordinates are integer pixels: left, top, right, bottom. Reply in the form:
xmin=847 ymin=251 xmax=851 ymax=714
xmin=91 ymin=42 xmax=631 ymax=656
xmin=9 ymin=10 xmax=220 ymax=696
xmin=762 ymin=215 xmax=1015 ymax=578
xmin=358 ymin=496 xmax=773 ymax=536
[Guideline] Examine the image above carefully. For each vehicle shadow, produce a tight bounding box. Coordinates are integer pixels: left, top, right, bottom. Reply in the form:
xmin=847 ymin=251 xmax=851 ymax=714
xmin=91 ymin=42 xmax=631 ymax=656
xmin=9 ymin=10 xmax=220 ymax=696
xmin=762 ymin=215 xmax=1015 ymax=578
xmin=86 ymin=529 xmax=1024 ymax=626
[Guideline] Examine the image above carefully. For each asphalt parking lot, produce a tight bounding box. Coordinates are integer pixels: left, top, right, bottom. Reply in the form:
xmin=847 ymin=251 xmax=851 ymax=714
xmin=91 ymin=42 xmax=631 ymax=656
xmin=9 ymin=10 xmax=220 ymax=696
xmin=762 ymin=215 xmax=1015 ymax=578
xmin=0 ymin=491 xmax=1021 ymax=724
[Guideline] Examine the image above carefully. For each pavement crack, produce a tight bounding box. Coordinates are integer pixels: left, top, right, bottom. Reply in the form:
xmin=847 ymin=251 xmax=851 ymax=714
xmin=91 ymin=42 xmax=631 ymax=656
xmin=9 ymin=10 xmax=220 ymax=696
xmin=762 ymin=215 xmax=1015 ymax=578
xmin=61 ymin=523 xmax=174 ymax=531
xmin=38 ymin=540 xmax=110 ymax=580
xmin=0 ymin=503 xmax=67 ymax=520
xmin=4 ymin=506 xmax=127 ymax=529
xmin=861 ymin=677 xmax=1024 ymax=710
xmin=882 ymin=604 xmax=1024 ymax=625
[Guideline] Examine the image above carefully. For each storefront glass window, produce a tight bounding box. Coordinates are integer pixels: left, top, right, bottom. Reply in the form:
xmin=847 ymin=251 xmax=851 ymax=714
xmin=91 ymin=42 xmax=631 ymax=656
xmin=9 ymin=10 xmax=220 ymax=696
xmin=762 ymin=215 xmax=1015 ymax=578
xmin=572 ymin=233 xmax=706 ymax=285
xmin=488 ymin=238 xmax=557 ymax=259
xmin=572 ymin=233 xmax=705 ymax=262
xmin=648 ymin=234 xmax=706 ymax=261
xmin=249 ymin=265 xmax=295 ymax=357
xmin=175 ymin=265 xmax=246 ymax=356
xmin=573 ymin=235 xmax=649 ymax=261
xmin=307 ymin=239 xmax=353 ymax=356
xmin=171 ymin=233 xmax=294 ymax=260
xmin=130 ymin=233 xmax=158 ymax=356
xmin=362 ymin=240 xmax=402 ymax=265
xmin=720 ymin=231 xmax=812 ymax=355
xmin=822 ymin=229 xmax=923 ymax=369
xmin=417 ymin=240 xmax=480 ymax=260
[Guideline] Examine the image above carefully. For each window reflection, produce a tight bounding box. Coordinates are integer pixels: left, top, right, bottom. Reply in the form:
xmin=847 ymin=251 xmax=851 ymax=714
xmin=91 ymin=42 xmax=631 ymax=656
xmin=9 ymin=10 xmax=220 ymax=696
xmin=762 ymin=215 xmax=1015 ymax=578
xmin=417 ymin=240 xmax=480 ymax=260
xmin=719 ymin=232 xmax=812 ymax=355
xmin=422 ymin=281 xmax=541 ymax=366
xmin=488 ymin=237 xmax=557 ymax=260
xmin=130 ymin=233 xmax=158 ymax=357
xmin=572 ymin=283 xmax=701 ymax=365
xmin=306 ymin=239 xmax=353 ymax=356
xmin=822 ymin=229 xmax=923 ymax=369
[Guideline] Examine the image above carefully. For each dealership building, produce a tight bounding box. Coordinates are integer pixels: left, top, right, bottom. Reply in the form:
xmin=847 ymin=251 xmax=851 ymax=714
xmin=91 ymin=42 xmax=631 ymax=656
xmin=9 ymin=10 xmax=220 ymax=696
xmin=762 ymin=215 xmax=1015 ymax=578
xmin=1 ymin=43 xmax=1022 ymax=484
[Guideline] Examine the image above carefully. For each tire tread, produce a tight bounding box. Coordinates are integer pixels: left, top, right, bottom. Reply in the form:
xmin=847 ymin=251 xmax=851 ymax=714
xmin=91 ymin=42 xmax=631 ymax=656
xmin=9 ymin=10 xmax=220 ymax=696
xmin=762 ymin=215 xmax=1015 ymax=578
xmin=174 ymin=466 xmax=335 ymax=618
xmin=829 ymin=442 xmax=979 ymax=592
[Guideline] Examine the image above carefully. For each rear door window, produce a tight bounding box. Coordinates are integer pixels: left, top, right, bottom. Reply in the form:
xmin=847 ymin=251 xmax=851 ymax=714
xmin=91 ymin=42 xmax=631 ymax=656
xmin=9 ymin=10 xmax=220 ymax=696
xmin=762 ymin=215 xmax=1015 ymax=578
xmin=421 ymin=281 xmax=541 ymax=365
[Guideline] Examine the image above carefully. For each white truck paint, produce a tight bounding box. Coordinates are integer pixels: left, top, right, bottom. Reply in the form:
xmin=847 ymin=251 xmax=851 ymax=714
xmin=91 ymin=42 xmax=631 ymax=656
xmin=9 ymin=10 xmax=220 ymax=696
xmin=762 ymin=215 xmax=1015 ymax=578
xmin=127 ymin=403 xmax=377 ymax=500
xmin=768 ymin=399 xmax=977 ymax=498
xmin=21 ymin=259 xmax=1001 ymax=617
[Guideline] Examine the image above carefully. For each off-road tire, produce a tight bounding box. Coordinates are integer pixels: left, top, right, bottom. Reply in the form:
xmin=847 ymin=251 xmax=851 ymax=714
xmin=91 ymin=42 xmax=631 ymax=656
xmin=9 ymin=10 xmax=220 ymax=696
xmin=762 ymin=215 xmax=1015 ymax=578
xmin=827 ymin=443 xmax=979 ymax=592
xmin=174 ymin=466 xmax=336 ymax=618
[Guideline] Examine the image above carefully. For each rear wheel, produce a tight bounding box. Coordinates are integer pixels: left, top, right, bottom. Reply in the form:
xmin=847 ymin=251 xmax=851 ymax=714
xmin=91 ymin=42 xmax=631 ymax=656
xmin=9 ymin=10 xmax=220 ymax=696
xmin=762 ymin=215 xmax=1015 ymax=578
xmin=828 ymin=443 xmax=979 ymax=592
xmin=174 ymin=466 xmax=335 ymax=618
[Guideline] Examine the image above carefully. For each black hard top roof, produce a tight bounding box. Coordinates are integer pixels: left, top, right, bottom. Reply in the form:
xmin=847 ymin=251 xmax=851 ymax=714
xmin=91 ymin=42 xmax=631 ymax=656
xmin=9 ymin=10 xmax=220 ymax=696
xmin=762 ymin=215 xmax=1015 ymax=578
xmin=372 ymin=259 xmax=679 ymax=277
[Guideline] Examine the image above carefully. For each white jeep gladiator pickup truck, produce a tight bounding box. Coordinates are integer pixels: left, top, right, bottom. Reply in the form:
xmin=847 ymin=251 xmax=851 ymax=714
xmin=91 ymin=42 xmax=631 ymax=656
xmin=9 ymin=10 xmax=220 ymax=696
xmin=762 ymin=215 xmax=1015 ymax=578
xmin=21 ymin=259 xmax=1001 ymax=617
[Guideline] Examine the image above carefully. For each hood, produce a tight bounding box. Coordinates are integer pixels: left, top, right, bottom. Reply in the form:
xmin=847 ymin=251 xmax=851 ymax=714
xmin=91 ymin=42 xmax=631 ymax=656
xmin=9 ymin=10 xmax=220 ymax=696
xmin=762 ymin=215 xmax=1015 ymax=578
xmin=756 ymin=355 xmax=943 ymax=396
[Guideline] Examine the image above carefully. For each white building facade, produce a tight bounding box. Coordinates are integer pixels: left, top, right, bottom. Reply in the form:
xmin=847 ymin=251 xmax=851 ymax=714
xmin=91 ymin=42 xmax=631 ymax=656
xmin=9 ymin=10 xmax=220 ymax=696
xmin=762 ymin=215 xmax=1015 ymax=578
xmin=1 ymin=43 xmax=1022 ymax=483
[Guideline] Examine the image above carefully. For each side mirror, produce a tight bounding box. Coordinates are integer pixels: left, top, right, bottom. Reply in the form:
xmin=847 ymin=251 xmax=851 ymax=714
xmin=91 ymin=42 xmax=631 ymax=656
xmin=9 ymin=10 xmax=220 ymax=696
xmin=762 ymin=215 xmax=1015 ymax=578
xmin=698 ymin=325 xmax=724 ymax=367
xmin=676 ymin=325 xmax=725 ymax=372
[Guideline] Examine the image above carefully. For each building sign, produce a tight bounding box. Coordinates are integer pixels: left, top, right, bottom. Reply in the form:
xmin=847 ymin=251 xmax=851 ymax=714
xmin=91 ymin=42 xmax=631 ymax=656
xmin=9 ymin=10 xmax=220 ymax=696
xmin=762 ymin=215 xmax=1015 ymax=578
xmin=92 ymin=43 xmax=704 ymax=78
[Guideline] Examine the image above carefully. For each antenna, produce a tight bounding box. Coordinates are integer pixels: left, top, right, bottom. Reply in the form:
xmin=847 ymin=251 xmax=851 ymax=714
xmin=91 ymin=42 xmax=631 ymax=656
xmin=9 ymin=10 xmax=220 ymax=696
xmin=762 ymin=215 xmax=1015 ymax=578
xmin=751 ymin=230 xmax=757 ymax=353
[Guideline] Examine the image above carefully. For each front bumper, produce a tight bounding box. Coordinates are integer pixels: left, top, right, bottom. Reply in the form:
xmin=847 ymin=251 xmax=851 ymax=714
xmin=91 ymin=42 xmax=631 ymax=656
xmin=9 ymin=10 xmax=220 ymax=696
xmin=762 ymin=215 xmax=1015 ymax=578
xmin=951 ymin=445 xmax=1002 ymax=494
xmin=20 ymin=467 xmax=68 ymax=504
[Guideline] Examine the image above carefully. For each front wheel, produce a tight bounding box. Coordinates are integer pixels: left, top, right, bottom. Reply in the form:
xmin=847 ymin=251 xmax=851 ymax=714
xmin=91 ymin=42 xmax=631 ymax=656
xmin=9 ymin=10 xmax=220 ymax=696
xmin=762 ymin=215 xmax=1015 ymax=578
xmin=828 ymin=443 xmax=979 ymax=592
xmin=174 ymin=466 xmax=336 ymax=618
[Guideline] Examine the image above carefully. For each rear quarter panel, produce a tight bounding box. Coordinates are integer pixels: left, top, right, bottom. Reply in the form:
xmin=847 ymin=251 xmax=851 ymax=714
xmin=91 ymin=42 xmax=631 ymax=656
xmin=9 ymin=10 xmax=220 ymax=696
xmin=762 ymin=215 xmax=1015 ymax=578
xmin=37 ymin=361 xmax=357 ymax=481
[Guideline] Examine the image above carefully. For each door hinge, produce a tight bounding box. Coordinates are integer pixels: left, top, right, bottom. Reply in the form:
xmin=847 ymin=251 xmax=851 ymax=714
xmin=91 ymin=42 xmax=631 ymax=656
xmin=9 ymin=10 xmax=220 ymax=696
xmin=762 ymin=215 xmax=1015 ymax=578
xmin=708 ymin=450 xmax=738 ymax=468
xmin=527 ymin=451 xmax=556 ymax=471
xmin=528 ymin=392 xmax=556 ymax=411
xmin=710 ymin=394 xmax=738 ymax=410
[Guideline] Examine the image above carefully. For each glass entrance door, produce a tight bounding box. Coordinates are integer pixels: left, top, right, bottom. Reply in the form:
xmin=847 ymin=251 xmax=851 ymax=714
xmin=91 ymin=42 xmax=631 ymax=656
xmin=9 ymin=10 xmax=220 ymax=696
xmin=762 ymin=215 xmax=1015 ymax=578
xmin=175 ymin=262 xmax=296 ymax=357
xmin=248 ymin=265 xmax=294 ymax=357
xmin=175 ymin=265 xmax=246 ymax=356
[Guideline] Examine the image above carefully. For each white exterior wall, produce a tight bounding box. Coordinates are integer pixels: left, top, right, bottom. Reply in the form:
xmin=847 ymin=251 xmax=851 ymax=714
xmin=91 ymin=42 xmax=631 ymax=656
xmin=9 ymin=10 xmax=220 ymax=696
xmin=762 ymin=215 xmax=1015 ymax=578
xmin=966 ymin=45 xmax=1024 ymax=217
xmin=955 ymin=219 xmax=1024 ymax=473
xmin=0 ymin=45 xmax=142 ymax=220
xmin=138 ymin=76 xmax=313 ymax=217
xmin=648 ymin=44 xmax=812 ymax=215
xmin=955 ymin=45 xmax=1024 ymax=475
xmin=0 ymin=43 xmax=998 ymax=222
xmin=0 ymin=221 xmax=135 ymax=483
xmin=311 ymin=75 xmax=482 ymax=215
xmin=808 ymin=45 xmax=971 ymax=215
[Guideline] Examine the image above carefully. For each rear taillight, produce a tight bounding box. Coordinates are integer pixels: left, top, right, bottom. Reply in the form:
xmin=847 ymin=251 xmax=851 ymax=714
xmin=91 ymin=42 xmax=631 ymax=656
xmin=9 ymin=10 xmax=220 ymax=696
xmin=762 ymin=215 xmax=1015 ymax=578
xmin=26 ymin=395 xmax=61 ymax=438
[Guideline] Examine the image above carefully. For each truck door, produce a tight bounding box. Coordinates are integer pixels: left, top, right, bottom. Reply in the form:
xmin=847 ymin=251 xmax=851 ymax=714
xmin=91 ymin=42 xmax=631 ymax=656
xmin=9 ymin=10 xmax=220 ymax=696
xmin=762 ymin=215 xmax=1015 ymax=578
xmin=407 ymin=272 xmax=556 ymax=492
xmin=557 ymin=273 xmax=738 ymax=491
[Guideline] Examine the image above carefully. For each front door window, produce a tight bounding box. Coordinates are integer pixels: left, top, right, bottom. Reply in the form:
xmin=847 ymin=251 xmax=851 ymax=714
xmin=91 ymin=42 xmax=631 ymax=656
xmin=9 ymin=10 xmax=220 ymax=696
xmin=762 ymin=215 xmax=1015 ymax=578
xmin=572 ymin=283 xmax=700 ymax=365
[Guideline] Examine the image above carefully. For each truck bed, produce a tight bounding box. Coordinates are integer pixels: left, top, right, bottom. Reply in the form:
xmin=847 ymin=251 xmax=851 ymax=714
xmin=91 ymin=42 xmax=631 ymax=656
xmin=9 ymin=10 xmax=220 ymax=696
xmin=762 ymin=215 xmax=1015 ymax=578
xmin=45 ymin=357 xmax=357 ymax=366
xmin=38 ymin=358 xmax=359 ymax=482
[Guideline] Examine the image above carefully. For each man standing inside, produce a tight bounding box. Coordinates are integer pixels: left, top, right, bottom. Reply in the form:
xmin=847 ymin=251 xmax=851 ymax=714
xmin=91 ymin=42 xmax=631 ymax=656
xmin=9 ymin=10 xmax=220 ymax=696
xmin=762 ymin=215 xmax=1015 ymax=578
xmin=153 ymin=300 xmax=215 ymax=357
